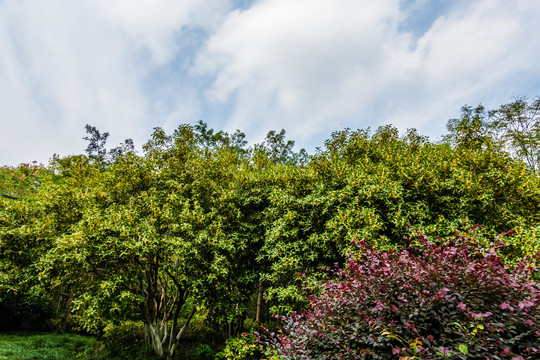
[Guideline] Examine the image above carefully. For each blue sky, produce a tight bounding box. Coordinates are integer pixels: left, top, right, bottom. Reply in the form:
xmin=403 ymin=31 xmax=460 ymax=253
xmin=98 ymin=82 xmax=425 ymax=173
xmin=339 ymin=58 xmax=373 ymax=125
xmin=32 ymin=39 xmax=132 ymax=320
xmin=1 ymin=0 xmax=539 ymax=166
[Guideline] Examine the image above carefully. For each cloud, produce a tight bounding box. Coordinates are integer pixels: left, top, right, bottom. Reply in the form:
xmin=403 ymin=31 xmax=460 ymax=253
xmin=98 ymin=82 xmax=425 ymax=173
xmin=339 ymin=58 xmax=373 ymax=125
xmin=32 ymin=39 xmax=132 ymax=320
xmin=194 ymin=0 xmax=540 ymax=145
xmin=92 ymin=0 xmax=233 ymax=64
xmin=1 ymin=0 xmax=539 ymax=165
xmin=0 ymin=0 xmax=233 ymax=165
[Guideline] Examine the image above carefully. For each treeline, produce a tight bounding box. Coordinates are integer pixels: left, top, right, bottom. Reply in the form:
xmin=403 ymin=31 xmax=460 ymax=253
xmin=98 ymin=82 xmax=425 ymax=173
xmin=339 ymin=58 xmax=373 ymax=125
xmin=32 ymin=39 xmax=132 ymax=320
xmin=1 ymin=97 xmax=540 ymax=359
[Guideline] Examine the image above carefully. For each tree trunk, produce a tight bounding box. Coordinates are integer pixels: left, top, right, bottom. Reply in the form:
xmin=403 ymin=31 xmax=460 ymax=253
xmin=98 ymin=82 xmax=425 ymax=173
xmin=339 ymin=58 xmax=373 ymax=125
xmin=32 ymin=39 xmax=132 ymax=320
xmin=63 ymin=290 xmax=74 ymax=325
xmin=145 ymin=323 xmax=164 ymax=358
xmin=168 ymin=306 xmax=197 ymax=359
xmin=256 ymin=281 xmax=264 ymax=325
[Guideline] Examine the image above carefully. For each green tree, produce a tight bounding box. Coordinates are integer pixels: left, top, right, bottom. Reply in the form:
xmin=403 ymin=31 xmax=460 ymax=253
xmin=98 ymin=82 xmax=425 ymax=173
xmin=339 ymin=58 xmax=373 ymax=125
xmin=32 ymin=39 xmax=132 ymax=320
xmin=489 ymin=96 xmax=540 ymax=171
xmin=0 ymin=155 xmax=98 ymax=327
xmin=257 ymin=125 xmax=540 ymax=314
xmin=0 ymin=162 xmax=54 ymax=199
xmin=83 ymin=124 xmax=135 ymax=164
xmin=444 ymin=104 xmax=494 ymax=150
xmin=253 ymin=129 xmax=308 ymax=166
xmin=2 ymin=118 xmax=539 ymax=357
xmin=32 ymin=124 xmax=260 ymax=358
xmin=83 ymin=125 xmax=109 ymax=164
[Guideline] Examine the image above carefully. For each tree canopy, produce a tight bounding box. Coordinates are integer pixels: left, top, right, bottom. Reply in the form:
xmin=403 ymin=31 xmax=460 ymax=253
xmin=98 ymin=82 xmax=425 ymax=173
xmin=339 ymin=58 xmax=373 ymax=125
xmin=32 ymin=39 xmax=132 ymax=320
xmin=1 ymin=97 xmax=540 ymax=359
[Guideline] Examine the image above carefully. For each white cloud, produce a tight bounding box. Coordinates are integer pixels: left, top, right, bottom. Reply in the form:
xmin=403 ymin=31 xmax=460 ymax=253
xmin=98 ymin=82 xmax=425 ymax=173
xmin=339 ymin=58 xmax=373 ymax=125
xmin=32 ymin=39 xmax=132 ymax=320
xmin=0 ymin=0 xmax=148 ymax=164
xmin=92 ymin=0 xmax=233 ymax=64
xmin=0 ymin=0 xmax=233 ymax=165
xmin=194 ymin=0 xmax=540 ymax=145
xmin=194 ymin=0 xmax=405 ymax=137
xmin=1 ymin=0 xmax=539 ymax=165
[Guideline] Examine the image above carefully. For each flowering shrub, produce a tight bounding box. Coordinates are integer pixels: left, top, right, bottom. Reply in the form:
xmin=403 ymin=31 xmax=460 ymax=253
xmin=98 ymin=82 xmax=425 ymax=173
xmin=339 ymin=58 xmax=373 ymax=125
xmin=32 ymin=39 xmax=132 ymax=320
xmin=256 ymin=231 xmax=539 ymax=359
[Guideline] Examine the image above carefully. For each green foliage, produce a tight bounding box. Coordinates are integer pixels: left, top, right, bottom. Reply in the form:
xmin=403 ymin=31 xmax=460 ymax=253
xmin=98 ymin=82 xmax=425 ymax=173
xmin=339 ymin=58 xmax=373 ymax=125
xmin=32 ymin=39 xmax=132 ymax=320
xmin=444 ymin=97 xmax=540 ymax=172
xmin=217 ymin=335 xmax=262 ymax=360
xmin=83 ymin=124 xmax=135 ymax=165
xmin=83 ymin=124 xmax=110 ymax=164
xmin=259 ymin=125 xmax=540 ymax=313
xmin=181 ymin=344 xmax=216 ymax=360
xmin=102 ymin=320 xmax=145 ymax=346
xmin=499 ymin=226 xmax=540 ymax=264
xmin=0 ymin=290 xmax=54 ymax=331
xmin=100 ymin=321 xmax=154 ymax=360
xmin=2 ymin=103 xmax=540 ymax=357
xmin=253 ymin=129 xmax=308 ymax=166
xmin=0 ymin=162 xmax=54 ymax=198
xmin=180 ymin=310 xmax=211 ymax=341
xmin=444 ymin=104 xmax=493 ymax=150
xmin=490 ymin=96 xmax=540 ymax=171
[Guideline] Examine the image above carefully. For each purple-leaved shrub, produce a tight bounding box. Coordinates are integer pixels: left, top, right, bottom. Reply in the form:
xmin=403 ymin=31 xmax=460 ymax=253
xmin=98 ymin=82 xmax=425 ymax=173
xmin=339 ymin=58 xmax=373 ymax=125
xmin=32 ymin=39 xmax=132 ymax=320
xmin=257 ymin=231 xmax=539 ymax=359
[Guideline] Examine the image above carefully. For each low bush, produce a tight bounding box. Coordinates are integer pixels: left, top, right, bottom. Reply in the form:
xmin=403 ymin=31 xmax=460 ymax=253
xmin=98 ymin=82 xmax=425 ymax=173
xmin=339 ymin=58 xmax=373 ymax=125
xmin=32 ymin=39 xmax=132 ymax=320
xmin=257 ymin=230 xmax=540 ymax=359
xmin=102 ymin=320 xmax=144 ymax=345
xmin=0 ymin=290 xmax=54 ymax=331
xmin=216 ymin=334 xmax=262 ymax=360
xmin=177 ymin=343 xmax=217 ymax=360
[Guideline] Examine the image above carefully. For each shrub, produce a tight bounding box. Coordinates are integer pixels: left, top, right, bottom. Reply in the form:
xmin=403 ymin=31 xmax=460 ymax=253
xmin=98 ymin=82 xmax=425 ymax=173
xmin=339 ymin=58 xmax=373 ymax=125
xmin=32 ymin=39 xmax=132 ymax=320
xmin=102 ymin=320 xmax=144 ymax=346
xmin=0 ymin=290 xmax=54 ymax=331
xmin=217 ymin=334 xmax=262 ymax=360
xmin=257 ymin=231 xmax=540 ymax=359
xmin=500 ymin=225 xmax=540 ymax=266
xmin=100 ymin=320 xmax=153 ymax=359
xmin=179 ymin=343 xmax=216 ymax=360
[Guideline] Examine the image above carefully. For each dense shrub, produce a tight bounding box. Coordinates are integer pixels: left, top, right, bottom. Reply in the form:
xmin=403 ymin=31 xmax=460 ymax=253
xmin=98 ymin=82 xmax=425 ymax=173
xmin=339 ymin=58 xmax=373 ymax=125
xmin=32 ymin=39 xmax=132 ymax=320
xmin=257 ymin=231 xmax=540 ymax=359
xmin=217 ymin=335 xmax=262 ymax=360
xmin=0 ymin=290 xmax=54 ymax=331
xmin=102 ymin=320 xmax=144 ymax=347
xmin=178 ymin=344 xmax=217 ymax=360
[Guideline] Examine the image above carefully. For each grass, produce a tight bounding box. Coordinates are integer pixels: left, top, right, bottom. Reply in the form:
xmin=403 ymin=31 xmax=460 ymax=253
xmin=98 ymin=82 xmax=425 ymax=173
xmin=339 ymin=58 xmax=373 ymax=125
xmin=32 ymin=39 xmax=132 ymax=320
xmin=0 ymin=331 xmax=160 ymax=360
xmin=0 ymin=332 xmax=103 ymax=360
xmin=0 ymin=330 xmax=218 ymax=359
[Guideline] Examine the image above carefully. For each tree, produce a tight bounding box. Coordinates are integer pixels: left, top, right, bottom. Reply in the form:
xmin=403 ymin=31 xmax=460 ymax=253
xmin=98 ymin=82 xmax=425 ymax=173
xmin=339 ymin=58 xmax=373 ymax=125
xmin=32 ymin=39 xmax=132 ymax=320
xmin=83 ymin=124 xmax=135 ymax=165
xmin=0 ymin=155 xmax=99 ymax=328
xmin=253 ymin=129 xmax=308 ymax=166
xmin=257 ymin=125 xmax=540 ymax=315
xmin=83 ymin=125 xmax=109 ymax=163
xmin=489 ymin=96 xmax=540 ymax=171
xmin=0 ymin=162 xmax=54 ymax=199
xmin=30 ymin=124 xmax=263 ymax=358
xmin=2 ymin=118 xmax=539 ymax=357
xmin=444 ymin=104 xmax=494 ymax=150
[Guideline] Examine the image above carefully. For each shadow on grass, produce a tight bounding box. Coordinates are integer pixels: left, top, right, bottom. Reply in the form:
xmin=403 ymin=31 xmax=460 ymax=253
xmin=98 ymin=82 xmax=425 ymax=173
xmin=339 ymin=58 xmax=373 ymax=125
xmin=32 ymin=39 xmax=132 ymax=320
xmin=0 ymin=332 xmax=154 ymax=360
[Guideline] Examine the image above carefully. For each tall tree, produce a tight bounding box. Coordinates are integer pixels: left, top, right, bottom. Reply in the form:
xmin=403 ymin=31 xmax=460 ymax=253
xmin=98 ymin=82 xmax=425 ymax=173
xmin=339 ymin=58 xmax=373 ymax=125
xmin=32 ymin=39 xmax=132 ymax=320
xmin=489 ymin=96 xmax=540 ymax=171
xmin=83 ymin=125 xmax=109 ymax=163
xmin=253 ymin=129 xmax=308 ymax=166
xmin=83 ymin=124 xmax=135 ymax=164
xmin=444 ymin=104 xmax=494 ymax=150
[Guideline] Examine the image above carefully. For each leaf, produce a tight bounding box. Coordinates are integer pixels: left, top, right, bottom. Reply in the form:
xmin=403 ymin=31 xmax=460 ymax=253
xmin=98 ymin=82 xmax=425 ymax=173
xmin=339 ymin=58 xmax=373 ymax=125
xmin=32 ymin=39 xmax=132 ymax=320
xmin=458 ymin=344 xmax=468 ymax=355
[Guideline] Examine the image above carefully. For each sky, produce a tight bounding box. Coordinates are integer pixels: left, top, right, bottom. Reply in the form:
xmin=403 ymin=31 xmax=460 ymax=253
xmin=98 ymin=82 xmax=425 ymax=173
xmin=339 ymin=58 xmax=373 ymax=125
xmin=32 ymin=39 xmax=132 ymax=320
xmin=1 ymin=0 xmax=539 ymax=166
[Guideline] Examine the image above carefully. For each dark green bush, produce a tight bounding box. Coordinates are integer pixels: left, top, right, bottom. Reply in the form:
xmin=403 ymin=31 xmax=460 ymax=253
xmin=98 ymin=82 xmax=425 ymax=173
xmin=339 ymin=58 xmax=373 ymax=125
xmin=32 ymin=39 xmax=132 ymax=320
xmin=102 ymin=320 xmax=144 ymax=346
xmin=0 ymin=290 xmax=54 ymax=331
xmin=177 ymin=343 xmax=216 ymax=360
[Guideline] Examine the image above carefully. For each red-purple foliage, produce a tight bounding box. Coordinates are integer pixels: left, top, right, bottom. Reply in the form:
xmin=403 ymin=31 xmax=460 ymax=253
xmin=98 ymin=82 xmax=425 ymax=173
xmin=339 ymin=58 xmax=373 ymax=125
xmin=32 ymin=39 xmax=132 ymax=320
xmin=256 ymin=233 xmax=540 ymax=359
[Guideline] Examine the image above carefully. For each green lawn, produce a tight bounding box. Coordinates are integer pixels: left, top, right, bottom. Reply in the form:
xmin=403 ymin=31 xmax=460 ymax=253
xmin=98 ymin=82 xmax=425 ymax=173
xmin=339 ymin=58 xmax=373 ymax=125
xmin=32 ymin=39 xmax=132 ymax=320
xmin=0 ymin=332 xmax=103 ymax=360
